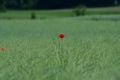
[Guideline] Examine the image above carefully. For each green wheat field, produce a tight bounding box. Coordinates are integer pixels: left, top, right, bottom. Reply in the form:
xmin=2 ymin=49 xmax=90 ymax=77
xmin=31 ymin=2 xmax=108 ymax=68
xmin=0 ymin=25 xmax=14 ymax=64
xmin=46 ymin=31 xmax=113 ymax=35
xmin=0 ymin=17 xmax=120 ymax=80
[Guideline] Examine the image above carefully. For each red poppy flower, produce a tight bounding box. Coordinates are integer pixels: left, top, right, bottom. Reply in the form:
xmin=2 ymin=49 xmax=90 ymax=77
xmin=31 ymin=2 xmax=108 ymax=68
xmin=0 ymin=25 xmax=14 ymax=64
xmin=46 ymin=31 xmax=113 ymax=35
xmin=58 ymin=34 xmax=64 ymax=39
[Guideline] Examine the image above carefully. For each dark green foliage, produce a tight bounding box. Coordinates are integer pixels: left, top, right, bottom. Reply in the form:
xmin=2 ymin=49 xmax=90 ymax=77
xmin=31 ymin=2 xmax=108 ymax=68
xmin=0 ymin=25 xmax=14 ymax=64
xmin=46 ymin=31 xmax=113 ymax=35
xmin=73 ymin=5 xmax=87 ymax=16
xmin=0 ymin=0 xmax=119 ymax=10
xmin=0 ymin=6 xmax=6 ymax=12
xmin=31 ymin=12 xmax=36 ymax=19
xmin=0 ymin=0 xmax=7 ymax=12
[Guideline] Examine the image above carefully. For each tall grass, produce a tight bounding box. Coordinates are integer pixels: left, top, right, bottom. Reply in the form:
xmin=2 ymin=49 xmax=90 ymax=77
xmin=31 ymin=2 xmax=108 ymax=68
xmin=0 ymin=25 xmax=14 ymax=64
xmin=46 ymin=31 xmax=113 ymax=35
xmin=0 ymin=18 xmax=120 ymax=80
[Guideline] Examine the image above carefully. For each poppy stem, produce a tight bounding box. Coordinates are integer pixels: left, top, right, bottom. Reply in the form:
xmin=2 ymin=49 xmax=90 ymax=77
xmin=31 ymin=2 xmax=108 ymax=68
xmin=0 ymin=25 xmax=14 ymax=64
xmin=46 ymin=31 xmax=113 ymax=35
xmin=58 ymin=39 xmax=64 ymax=65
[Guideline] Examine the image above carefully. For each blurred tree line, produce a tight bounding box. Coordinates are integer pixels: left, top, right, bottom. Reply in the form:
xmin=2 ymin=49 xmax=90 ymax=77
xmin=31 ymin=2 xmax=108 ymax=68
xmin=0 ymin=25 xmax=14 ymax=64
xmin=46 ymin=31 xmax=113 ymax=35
xmin=0 ymin=0 xmax=120 ymax=10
